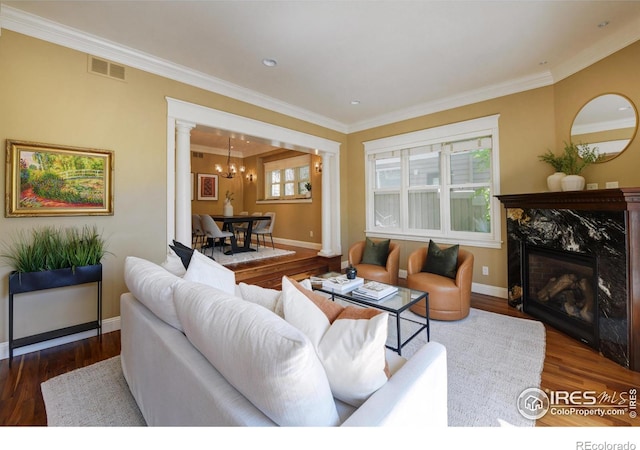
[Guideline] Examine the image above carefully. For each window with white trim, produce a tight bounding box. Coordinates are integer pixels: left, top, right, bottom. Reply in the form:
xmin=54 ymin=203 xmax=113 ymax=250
xmin=264 ymin=154 xmax=311 ymax=199
xmin=364 ymin=115 xmax=501 ymax=248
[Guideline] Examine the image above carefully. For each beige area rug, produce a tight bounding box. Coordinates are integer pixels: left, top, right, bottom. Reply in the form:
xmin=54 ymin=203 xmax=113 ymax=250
xmin=203 ymin=247 xmax=295 ymax=266
xmin=389 ymin=307 xmax=546 ymax=427
xmin=41 ymin=308 xmax=544 ymax=427
xmin=41 ymin=356 xmax=146 ymax=426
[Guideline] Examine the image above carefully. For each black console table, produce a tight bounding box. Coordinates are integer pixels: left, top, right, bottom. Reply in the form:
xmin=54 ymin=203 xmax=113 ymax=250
xmin=8 ymin=264 xmax=102 ymax=367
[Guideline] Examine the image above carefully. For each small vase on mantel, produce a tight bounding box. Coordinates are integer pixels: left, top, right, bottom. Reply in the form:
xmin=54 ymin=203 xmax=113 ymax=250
xmin=561 ymin=175 xmax=585 ymax=192
xmin=547 ymin=172 xmax=566 ymax=192
xmin=223 ymin=201 xmax=234 ymax=217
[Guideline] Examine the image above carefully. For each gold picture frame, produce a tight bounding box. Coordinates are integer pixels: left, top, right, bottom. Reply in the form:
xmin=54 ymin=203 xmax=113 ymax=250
xmin=5 ymin=140 xmax=114 ymax=217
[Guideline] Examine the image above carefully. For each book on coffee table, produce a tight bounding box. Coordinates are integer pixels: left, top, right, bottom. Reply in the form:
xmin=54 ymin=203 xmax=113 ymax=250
xmin=321 ymin=275 xmax=364 ymax=293
xmin=352 ymin=281 xmax=398 ymax=300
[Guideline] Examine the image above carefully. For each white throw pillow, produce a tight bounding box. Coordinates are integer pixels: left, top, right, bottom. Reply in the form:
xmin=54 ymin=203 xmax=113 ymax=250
xmin=182 ymin=250 xmax=236 ymax=295
xmin=124 ymin=256 xmax=184 ymax=330
xmin=281 ymin=277 xmax=335 ymax=347
xmin=173 ymin=281 xmax=340 ymax=426
xmin=238 ymin=282 xmax=283 ymax=316
xmin=317 ymin=308 xmax=389 ymax=406
xmin=161 ymin=247 xmax=187 ymax=277
xmin=282 ymin=276 xmax=389 ymax=407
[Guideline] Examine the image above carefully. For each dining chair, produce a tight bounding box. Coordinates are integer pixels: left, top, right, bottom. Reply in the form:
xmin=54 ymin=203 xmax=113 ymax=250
xmin=234 ymin=211 xmax=249 ymax=243
xmin=200 ymin=215 xmax=234 ymax=256
xmin=236 ymin=212 xmax=261 ymax=246
xmin=191 ymin=214 xmax=206 ymax=249
xmin=251 ymin=212 xmax=276 ymax=250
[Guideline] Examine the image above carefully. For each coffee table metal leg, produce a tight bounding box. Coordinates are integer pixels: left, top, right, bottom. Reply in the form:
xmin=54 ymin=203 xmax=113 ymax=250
xmin=396 ymin=313 xmax=402 ymax=356
xmin=426 ymin=295 xmax=430 ymax=341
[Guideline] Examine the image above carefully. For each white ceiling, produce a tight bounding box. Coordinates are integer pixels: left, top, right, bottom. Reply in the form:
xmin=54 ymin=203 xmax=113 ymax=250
xmin=3 ymin=1 xmax=640 ymax=138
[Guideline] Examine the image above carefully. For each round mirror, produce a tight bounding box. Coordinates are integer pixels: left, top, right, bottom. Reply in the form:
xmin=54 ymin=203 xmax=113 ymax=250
xmin=571 ymin=93 xmax=638 ymax=163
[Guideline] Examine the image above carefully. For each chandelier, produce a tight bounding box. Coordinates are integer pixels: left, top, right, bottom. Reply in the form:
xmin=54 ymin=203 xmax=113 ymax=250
xmin=215 ymin=137 xmax=245 ymax=179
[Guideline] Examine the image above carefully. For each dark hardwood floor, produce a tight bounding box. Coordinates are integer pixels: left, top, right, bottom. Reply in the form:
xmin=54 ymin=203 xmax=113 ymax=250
xmin=471 ymin=293 xmax=640 ymax=426
xmin=2 ymin=245 xmax=639 ymax=426
xmin=0 ymin=330 xmax=120 ymax=426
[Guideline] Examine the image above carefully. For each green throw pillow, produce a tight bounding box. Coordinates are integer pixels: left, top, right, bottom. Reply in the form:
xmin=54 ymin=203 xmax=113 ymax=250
xmin=423 ymin=240 xmax=459 ymax=279
xmin=360 ymin=238 xmax=390 ymax=267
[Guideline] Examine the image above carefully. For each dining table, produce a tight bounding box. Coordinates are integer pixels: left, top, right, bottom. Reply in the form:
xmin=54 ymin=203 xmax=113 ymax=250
xmin=210 ymin=214 xmax=270 ymax=254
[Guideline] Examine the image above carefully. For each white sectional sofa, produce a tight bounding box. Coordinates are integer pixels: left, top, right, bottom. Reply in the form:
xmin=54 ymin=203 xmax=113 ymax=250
xmin=120 ymin=250 xmax=448 ymax=426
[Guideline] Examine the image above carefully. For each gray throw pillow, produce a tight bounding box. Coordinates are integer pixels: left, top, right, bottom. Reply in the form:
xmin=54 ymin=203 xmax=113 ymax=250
xmin=423 ymin=240 xmax=459 ymax=279
xmin=360 ymin=238 xmax=390 ymax=267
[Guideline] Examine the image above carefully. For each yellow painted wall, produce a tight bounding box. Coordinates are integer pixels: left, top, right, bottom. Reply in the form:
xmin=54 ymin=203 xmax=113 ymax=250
xmin=345 ymin=39 xmax=640 ymax=291
xmin=1 ymin=28 xmax=639 ymax=346
xmin=346 ymin=87 xmax=557 ymax=289
xmin=553 ymin=40 xmax=640 ymax=185
xmin=190 ymin=152 xmax=245 ymax=216
xmin=0 ymin=30 xmax=343 ymax=343
xmin=190 ymin=150 xmax=323 ymax=244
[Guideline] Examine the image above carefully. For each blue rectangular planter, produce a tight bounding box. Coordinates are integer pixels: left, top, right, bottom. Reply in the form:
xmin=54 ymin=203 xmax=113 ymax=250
xmin=7 ymin=264 xmax=103 ymax=366
xmin=8 ymin=264 xmax=102 ymax=294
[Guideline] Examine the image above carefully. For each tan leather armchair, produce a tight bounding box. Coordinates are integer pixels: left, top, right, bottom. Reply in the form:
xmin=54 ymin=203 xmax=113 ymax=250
xmin=348 ymin=241 xmax=400 ymax=286
xmin=406 ymin=246 xmax=474 ymax=321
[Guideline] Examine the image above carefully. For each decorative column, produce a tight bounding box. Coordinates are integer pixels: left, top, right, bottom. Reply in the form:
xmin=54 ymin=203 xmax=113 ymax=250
xmin=175 ymin=120 xmax=195 ymax=246
xmin=318 ymin=151 xmax=340 ymax=257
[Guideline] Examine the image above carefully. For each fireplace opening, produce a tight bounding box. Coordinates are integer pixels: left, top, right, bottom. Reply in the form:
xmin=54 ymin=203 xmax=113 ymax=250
xmin=523 ymin=244 xmax=598 ymax=348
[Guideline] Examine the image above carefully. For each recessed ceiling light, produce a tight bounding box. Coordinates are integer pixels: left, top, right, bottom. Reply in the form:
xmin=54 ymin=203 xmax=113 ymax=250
xmin=262 ymin=58 xmax=277 ymax=67
xmin=598 ymin=20 xmax=610 ymax=28
xmin=350 ymin=100 xmax=361 ymax=105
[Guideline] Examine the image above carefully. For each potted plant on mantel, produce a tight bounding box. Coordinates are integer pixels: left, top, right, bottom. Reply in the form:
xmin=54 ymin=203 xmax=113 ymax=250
xmin=1 ymin=224 xmax=109 ymax=291
xmin=538 ymin=142 xmax=603 ymax=192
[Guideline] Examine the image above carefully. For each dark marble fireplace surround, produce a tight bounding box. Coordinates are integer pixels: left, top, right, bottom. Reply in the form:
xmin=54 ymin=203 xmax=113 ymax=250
xmin=497 ymin=189 xmax=640 ymax=371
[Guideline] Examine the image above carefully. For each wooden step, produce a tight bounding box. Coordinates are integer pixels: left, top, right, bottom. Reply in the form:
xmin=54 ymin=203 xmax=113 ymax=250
xmin=228 ymin=247 xmax=341 ymax=289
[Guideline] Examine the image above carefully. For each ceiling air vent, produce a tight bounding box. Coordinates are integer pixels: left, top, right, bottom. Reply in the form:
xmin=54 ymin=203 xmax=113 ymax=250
xmin=88 ymin=56 xmax=126 ymax=81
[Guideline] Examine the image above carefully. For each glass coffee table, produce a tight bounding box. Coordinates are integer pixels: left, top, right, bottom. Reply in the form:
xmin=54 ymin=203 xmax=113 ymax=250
xmin=312 ymin=272 xmax=430 ymax=356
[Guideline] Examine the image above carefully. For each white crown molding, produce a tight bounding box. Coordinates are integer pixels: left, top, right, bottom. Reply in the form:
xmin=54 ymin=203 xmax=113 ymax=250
xmin=2 ymin=3 xmax=638 ymax=135
xmin=0 ymin=4 xmax=349 ymax=134
xmin=550 ymin=14 xmax=640 ymax=83
xmin=348 ymin=71 xmax=554 ymax=133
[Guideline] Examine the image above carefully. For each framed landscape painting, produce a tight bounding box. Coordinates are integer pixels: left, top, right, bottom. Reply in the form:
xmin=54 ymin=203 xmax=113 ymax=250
xmin=197 ymin=173 xmax=218 ymax=201
xmin=5 ymin=140 xmax=114 ymax=217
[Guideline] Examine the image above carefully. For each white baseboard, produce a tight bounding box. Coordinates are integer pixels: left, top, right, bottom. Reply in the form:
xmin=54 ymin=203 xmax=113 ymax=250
xmin=273 ymin=237 xmax=322 ymax=251
xmin=472 ymin=282 xmax=508 ymax=299
xmin=339 ymin=262 xmax=508 ymax=299
xmin=0 ymin=316 xmax=121 ymax=361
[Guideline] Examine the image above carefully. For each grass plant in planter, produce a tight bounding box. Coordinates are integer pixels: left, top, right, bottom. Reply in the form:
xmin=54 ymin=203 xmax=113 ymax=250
xmin=1 ymin=224 xmax=109 ymax=290
xmin=1 ymin=225 xmax=110 ymax=363
xmin=1 ymin=225 xmax=108 ymax=274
